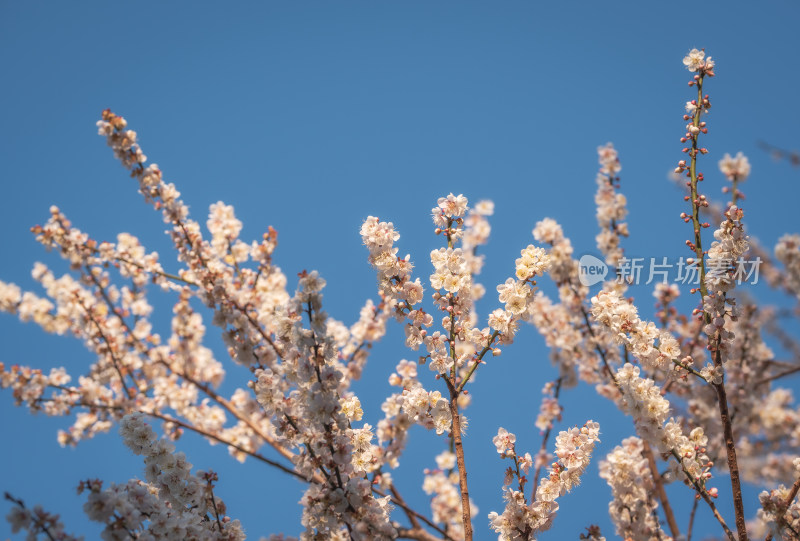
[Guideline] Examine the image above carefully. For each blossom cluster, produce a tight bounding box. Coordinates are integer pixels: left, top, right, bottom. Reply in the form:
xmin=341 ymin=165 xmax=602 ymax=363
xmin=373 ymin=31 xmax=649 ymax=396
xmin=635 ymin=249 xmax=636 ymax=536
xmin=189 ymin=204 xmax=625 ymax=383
xmin=594 ymin=143 xmax=629 ymax=266
xmin=590 ymin=288 xmax=696 ymax=377
xmin=534 ymin=380 xmax=562 ymax=432
xmin=77 ymin=412 xmax=246 ymax=540
xmin=488 ymin=422 xmax=600 ymax=540
xmin=718 ymin=152 xmax=751 ymax=183
xmin=422 ymin=451 xmax=478 ymax=539
xmin=598 ymin=437 xmax=670 ymax=541
xmin=704 ymin=205 xmax=750 ymax=294
xmin=615 ymin=365 xmax=713 ymax=493
xmin=754 ymin=475 xmax=800 ymax=540
xmin=702 ymin=206 xmax=750 ymax=378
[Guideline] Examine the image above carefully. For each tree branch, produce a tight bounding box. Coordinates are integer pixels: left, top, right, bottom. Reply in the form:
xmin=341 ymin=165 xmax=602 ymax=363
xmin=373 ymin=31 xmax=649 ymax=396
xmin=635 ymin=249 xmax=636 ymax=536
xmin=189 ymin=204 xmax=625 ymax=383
xmin=642 ymin=440 xmax=681 ymax=539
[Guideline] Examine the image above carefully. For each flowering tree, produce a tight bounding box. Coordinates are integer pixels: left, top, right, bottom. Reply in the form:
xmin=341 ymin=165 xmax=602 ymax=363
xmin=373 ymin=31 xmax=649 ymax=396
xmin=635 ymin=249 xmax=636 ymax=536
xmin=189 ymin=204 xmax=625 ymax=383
xmin=2 ymin=48 xmax=800 ymax=541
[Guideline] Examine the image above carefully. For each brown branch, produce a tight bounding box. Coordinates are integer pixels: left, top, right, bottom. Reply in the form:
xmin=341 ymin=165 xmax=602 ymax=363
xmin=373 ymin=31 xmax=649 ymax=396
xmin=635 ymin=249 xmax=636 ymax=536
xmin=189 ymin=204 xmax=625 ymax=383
xmin=687 ymin=496 xmax=699 ymax=541
xmin=82 ymin=264 xmax=299 ymax=471
xmin=82 ymin=266 xmax=148 ymax=393
xmin=395 ymin=527 xmax=444 ymax=541
xmin=391 ymin=484 xmax=421 ymax=531
xmin=228 ymin=296 xmax=285 ymax=361
xmin=752 ymin=364 xmax=800 ymax=388
xmin=132 ymin=410 xmax=307 ymax=483
xmin=75 ymin=295 xmax=136 ymax=399
xmin=159 ymin=416 xmax=298 ymax=479
xmin=443 ymin=275 xmax=473 ymax=541
xmin=373 ymin=486 xmax=454 ymax=541
xmin=642 ymin=440 xmax=681 ymax=539
xmin=207 ymin=481 xmax=224 ymax=533
xmin=165 ymin=361 xmax=297 ymax=465
xmin=113 ymin=254 xmax=199 ymax=285
xmin=684 ymin=68 xmax=748 ymax=540
xmin=58 ymin=225 xmax=199 ymax=286
xmin=448 ymin=391 xmax=472 ymax=541
xmin=713 ymin=351 xmax=749 ymax=540
xmin=37 ymin=395 xmax=307 ymax=483
xmin=455 ymin=330 xmax=500 ymax=394
xmin=577 ymin=301 xmax=620 ymax=386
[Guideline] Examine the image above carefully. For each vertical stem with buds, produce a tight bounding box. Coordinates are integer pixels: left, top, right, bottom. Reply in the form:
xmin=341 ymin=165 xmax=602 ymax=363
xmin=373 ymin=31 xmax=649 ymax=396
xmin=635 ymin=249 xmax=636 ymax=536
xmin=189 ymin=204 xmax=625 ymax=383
xmin=444 ymin=218 xmax=473 ymax=541
xmin=680 ymin=55 xmax=748 ymax=540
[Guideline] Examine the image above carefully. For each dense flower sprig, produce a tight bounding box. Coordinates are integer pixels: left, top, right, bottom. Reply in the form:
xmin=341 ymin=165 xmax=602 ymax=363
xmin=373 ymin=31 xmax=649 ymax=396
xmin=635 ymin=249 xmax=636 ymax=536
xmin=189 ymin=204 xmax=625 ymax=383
xmin=614 ymin=365 xmax=714 ymax=491
xmin=488 ymin=422 xmax=600 ymax=540
xmin=77 ymin=413 xmax=246 ymax=540
xmin=422 ymin=451 xmax=478 ymax=539
xmin=594 ymin=143 xmax=629 ymax=266
xmin=755 ymin=472 xmax=800 ymax=540
xmin=599 ymin=437 xmax=670 ymax=541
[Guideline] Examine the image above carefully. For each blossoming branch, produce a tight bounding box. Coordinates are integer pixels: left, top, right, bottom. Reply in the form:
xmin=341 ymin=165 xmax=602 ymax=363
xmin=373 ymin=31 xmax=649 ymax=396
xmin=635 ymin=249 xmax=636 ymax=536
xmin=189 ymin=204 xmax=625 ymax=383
xmin=2 ymin=48 xmax=800 ymax=541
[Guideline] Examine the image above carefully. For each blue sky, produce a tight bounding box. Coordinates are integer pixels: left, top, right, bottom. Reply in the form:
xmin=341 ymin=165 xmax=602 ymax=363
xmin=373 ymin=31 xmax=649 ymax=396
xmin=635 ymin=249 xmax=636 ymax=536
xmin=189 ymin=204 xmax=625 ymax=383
xmin=2 ymin=1 xmax=800 ymax=539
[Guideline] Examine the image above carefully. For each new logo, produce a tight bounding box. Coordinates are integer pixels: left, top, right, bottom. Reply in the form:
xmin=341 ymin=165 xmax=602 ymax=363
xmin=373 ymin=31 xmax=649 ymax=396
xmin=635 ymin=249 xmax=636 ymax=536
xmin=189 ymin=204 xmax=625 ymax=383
xmin=578 ymin=254 xmax=608 ymax=286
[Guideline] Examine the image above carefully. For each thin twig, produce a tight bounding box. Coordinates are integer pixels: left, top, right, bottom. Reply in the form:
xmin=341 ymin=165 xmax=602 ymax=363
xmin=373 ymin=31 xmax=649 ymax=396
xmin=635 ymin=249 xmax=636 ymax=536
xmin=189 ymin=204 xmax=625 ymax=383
xmin=752 ymin=364 xmax=800 ymax=387
xmin=391 ymin=484 xmax=421 ymax=531
xmin=207 ymin=482 xmax=224 ymax=532
xmin=687 ymin=496 xmax=699 ymax=541
xmin=455 ymin=330 xmax=500 ymax=394
xmin=36 ymin=395 xmax=306 ymax=483
xmin=395 ymin=527 xmax=445 ymax=541
xmin=531 ymin=377 xmax=563 ymax=498
xmin=670 ymin=450 xmax=735 ymax=541
xmin=75 ymin=295 xmax=136 ymax=399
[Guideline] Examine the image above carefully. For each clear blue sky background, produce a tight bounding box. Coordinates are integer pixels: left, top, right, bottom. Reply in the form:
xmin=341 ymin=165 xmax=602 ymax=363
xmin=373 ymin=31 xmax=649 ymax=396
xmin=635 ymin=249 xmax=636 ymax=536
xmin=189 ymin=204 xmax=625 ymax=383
xmin=2 ymin=2 xmax=800 ymax=539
